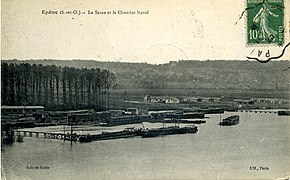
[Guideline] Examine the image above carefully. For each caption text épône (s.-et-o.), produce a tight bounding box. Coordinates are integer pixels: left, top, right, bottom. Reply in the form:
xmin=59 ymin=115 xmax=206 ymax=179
xmin=41 ymin=10 xmax=149 ymax=16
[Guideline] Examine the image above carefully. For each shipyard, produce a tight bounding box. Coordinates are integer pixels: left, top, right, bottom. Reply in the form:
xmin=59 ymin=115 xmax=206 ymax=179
xmin=1 ymin=60 xmax=289 ymax=180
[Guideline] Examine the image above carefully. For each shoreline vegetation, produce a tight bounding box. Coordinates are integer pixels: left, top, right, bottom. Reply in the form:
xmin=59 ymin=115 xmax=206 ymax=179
xmin=1 ymin=62 xmax=116 ymax=111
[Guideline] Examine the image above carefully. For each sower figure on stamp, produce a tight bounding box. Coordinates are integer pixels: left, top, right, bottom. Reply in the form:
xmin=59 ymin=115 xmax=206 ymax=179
xmin=253 ymin=0 xmax=279 ymax=42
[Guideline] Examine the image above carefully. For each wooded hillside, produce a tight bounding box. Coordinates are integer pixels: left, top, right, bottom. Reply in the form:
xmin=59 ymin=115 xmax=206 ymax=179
xmin=4 ymin=60 xmax=289 ymax=90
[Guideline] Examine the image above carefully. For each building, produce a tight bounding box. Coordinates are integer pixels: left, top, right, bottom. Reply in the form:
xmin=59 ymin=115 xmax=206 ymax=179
xmin=165 ymin=97 xmax=180 ymax=104
xmin=144 ymin=96 xmax=180 ymax=104
xmin=253 ymin=98 xmax=289 ymax=105
xmin=126 ymin=108 xmax=139 ymax=115
xmin=144 ymin=95 xmax=151 ymax=103
xmin=183 ymin=97 xmax=222 ymax=102
xmin=233 ymin=99 xmax=254 ymax=104
xmin=1 ymin=106 xmax=45 ymax=115
xmin=47 ymin=109 xmax=107 ymax=124
xmin=109 ymin=110 xmax=124 ymax=117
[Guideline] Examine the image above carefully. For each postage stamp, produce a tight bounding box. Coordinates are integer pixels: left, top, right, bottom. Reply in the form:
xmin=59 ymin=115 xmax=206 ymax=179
xmin=247 ymin=0 xmax=284 ymax=45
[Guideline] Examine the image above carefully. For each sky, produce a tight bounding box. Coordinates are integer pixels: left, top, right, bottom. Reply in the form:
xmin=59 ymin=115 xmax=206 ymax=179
xmin=1 ymin=0 xmax=290 ymax=64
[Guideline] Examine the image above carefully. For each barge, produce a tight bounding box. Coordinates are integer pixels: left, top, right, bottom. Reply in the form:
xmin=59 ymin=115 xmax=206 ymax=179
xmin=196 ymin=108 xmax=225 ymax=114
xmin=79 ymin=127 xmax=141 ymax=143
xmin=79 ymin=125 xmax=199 ymax=142
xmin=218 ymin=115 xmax=239 ymax=126
xmin=140 ymin=125 xmax=198 ymax=138
xmin=278 ymin=111 xmax=290 ymax=116
xmin=163 ymin=119 xmax=206 ymax=124
xmin=101 ymin=115 xmax=150 ymax=126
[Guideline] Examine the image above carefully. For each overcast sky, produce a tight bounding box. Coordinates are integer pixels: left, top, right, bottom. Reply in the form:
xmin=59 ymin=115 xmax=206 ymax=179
xmin=2 ymin=0 xmax=290 ymax=64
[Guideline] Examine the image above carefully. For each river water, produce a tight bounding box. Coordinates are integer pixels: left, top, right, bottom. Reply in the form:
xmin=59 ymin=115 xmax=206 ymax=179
xmin=1 ymin=111 xmax=290 ymax=180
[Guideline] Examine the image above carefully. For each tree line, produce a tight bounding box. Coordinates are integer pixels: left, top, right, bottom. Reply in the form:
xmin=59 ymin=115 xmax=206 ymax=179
xmin=1 ymin=63 xmax=116 ymax=110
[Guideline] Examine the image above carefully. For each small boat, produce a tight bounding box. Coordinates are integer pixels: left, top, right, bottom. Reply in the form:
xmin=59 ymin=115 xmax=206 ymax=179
xmin=3 ymin=129 xmax=15 ymax=144
xmin=79 ymin=135 xmax=92 ymax=143
xmin=16 ymin=135 xmax=24 ymax=143
xmin=219 ymin=115 xmax=239 ymax=126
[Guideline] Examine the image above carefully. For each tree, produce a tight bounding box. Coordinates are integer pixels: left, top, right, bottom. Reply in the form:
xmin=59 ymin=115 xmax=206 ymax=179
xmin=62 ymin=67 xmax=67 ymax=106
xmin=1 ymin=62 xmax=116 ymax=110
xmin=1 ymin=63 xmax=9 ymax=104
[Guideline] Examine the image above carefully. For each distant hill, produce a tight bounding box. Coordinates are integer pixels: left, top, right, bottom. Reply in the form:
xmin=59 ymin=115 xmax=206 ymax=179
xmin=3 ymin=59 xmax=290 ymax=90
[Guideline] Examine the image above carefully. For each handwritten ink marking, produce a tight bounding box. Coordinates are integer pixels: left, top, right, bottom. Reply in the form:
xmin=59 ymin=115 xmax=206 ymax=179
xmin=246 ymin=42 xmax=290 ymax=63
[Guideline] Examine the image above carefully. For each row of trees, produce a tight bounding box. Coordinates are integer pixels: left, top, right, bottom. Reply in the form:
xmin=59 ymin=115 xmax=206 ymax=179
xmin=1 ymin=63 xmax=116 ymax=110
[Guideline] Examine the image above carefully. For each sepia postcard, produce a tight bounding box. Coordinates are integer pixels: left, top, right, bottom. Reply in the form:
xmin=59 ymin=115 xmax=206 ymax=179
xmin=1 ymin=0 xmax=290 ymax=179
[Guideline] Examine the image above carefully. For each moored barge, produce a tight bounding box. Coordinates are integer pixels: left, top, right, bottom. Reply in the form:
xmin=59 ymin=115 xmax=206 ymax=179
xmin=163 ymin=119 xmax=206 ymax=124
xmin=79 ymin=127 xmax=141 ymax=142
xmin=278 ymin=111 xmax=290 ymax=116
xmin=218 ymin=115 xmax=239 ymax=126
xmin=140 ymin=125 xmax=198 ymax=138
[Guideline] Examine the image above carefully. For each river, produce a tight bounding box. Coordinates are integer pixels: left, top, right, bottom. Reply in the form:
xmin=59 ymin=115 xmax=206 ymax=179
xmin=1 ymin=111 xmax=290 ymax=180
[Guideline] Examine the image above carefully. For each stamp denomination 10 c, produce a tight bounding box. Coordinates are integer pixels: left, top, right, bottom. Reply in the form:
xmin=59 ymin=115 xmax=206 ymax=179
xmin=247 ymin=0 xmax=284 ymax=45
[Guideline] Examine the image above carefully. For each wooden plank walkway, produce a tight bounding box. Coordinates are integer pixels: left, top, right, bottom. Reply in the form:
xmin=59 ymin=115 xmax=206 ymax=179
xmin=15 ymin=130 xmax=79 ymax=141
xmin=235 ymin=110 xmax=278 ymax=113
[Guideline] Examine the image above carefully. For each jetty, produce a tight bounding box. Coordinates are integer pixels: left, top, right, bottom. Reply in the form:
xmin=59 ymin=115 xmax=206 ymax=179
xmin=236 ymin=110 xmax=278 ymax=114
xmin=15 ymin=130 xmax=78 ymax=141
xmin=14 ymin=124 xmax=199 ymax=143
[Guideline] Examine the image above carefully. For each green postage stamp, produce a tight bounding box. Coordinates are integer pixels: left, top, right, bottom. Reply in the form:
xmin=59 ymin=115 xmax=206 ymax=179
xmin=247 ymin=0 xmax=284 ymax=45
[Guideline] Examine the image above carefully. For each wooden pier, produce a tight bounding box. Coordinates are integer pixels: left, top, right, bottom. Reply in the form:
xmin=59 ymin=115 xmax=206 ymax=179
xmin=236 ymin=110 xmax=278 ymax=114
xmin=15 ymin=130 xmax=78 ymax=141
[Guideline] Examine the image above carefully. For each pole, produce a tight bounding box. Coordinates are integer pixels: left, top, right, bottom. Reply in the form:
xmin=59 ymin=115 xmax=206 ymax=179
xmin=70 ymin=120 xmax=73 ymax=146
xmin=63 ymin=119 xmax=66 ymax=141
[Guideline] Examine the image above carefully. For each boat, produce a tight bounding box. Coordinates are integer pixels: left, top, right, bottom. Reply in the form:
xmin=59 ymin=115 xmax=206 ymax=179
xmin=140 ymin=125 xmax=198 ymax=138
xmin=102 ymin=115 xmax=150 ymax=126
xmin=278 ymin=111 xmax=290 ymax=116
xmin=182 ymin=112 xmax=205 ymax=119
xmin=163 ymin=119 xmax=206 ymax=124
xmin=79 ymin=135 xmax=92 ymax=143
xmin=79 ymin=127 xmax=141 ymax=142
xmin=150 ymin=111 xmax=205 ymax=119
xmin=218 ymin=115 xmax=239 ymax=126
xmin=196 ymin=108 xmax=225 ymax=114
xmin=1 ymin=128 xmax=15 ymax=145
xmin=16 ymin=135 xmax=24 ymax=143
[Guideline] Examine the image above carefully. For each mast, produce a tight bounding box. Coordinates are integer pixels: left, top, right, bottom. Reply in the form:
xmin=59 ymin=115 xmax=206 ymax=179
xmin=70 ymin=120 xmax=73 ymax=145
xmin=63 ymin=117 xmax=67 ymax=141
